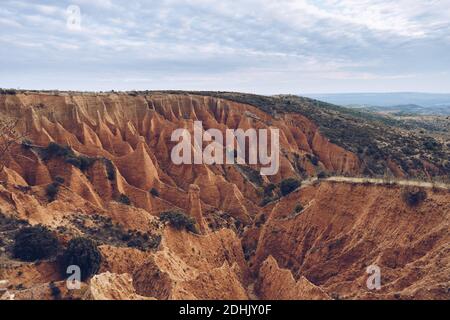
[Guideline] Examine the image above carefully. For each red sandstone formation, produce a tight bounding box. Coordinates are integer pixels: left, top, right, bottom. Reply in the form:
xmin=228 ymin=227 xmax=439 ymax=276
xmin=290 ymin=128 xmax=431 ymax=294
xmin=0 ymin=92 xmax=448 ymax=300
xmin=251 ymin=182 xmax=450 ymax=300
xmin=188 ymin=184 xmax=209 ymax=235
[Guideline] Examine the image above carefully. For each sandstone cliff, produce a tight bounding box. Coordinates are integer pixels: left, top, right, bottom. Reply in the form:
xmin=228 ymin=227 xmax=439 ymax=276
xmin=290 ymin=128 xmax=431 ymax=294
xmin=0 ymin=92 xmax=448 ymax=300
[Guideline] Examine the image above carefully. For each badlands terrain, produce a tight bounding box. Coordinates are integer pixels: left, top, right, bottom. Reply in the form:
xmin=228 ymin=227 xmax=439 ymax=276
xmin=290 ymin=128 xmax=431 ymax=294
xmin=0 ymin=90 xmax=449 ymax=300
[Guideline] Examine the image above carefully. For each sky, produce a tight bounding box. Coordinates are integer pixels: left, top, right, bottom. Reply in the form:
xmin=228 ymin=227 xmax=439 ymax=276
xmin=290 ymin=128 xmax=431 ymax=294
xmin=1 ymin=0 xmax=450 ymax=94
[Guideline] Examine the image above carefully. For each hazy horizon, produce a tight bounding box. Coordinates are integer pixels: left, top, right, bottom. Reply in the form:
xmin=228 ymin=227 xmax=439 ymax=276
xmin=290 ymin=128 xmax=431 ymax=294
xmin=304 ymin=92 xmax=450 ymax=108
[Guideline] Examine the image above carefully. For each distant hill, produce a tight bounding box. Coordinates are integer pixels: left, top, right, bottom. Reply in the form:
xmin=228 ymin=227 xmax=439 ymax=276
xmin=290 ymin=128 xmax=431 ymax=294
xmin=354 ymin=104 xmax=450 ymax=116
xmin=304 ymin=92 xmax=450 ymax=115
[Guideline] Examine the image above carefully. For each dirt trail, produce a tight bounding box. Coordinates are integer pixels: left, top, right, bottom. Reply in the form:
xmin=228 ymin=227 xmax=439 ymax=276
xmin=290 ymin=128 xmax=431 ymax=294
xmin=302 ymin=176 xmax=450 ymax=190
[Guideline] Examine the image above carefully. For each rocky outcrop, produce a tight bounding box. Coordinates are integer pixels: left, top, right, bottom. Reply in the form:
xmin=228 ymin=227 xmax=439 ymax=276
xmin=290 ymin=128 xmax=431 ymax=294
xmin=0 ymin=168 xmax=28 ymax=186
xmin=0 ymin=281 xmax=87 ymax=300
xmin=99 ymin=246 xmax=150 ymax=275
xmin=188 ymin=184 xmax=208 ymax=234
xmin=84 ymin=272 xmax=152 ymax=300
xmin=253 ymin=182 xmax=450 ymax=300
xmin=115 ymin=141 xmax=160 ymax=191
xmin=133 ymin=228 xmax=249 ymax=300
xmin=256 ymin=256 xmax=331 ymax=300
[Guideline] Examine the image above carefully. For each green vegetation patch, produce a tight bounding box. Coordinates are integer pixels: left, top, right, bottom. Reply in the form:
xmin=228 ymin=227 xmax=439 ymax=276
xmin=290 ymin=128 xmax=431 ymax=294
xmin=160 ymin=211 xmax=198 ymax=234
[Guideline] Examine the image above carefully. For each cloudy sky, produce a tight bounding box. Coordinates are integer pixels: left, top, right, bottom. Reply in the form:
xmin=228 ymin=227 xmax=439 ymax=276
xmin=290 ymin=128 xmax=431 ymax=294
xmin=1 ymin=0 xmax=449 ymax=94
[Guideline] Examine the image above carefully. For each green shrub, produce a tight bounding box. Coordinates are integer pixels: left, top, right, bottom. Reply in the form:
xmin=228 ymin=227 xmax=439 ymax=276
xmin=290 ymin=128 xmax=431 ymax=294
xmin=263 ymin=184 xmax=276 ymax=197
xmin=103 ymin=158 xmax=116 ymax=181
xmin=310 ymin=155 xmax=319 ymax=166
xmin=260 ymin=197 xmax=275 ymax=207
xmin=79 ymin=156 xmax=95 ymax=171
xmin=0 ymin=89 xmax=17 ymax=95
xmin=423 ymin=139 xmax=441 ymax=151
xmin=402 ymin=188 xmax=427 ymax=207
xmin=118 ymin=194 xmax=131 ymax=206
xmin=72 ymin=214 xmax=161 ymax=251
xmin=71 ymin=156 xmax=95 ymax=171
xmin=64 ymin=157 xmax=82 ymax=168
xmin=46 ymin=182 xmax=61 ymax=202
xmin=21 ymin=139 xmax=33 ymax=150
xmin=238 ymin=165 xmax=264 ymax=186
xmin=280 ymin=178 xmax=301 ymax=196
xmin=149 ymin=188 xmax=159 ymax=197
xmin=13 ymin=225 xmax=59 ymax=261
xmin=317 ymin=171 xmax=328 ymax=179
xmin=49 ymin=282 xmax=61 ymax=300
xmin=127 ymin=238 xmax=143 ymax=249
xmin=160 ymin=211 xmax=198 ymax=234
xmin=234 ymin=219 xmax=242 ymax=231
xmin=255 ymin=214 xmax=266 ymax=227
xmin=41 ymin=142 xmax=95 ymax=171
xmin=65 ymin=156 xmax=95 ymax=171
xmin=60 ymin=238 xmax=102 ymax=281
xmin=294 ymin=204 xmax=304 ymax=213
xmin=54 ymin=176 xmax=65 ymax=185
xmin=121 ymin=233 xmax=132 ymax=242
xmin=43 ymin=142 xmax=74 ymax=160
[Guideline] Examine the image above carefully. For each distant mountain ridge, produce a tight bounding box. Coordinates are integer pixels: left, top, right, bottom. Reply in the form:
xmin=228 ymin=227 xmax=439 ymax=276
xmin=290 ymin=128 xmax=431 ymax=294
xmin=304 ymin=92 xmax=450 ymax=115
xmin=354 ymin=104 xmax=450 ymax=116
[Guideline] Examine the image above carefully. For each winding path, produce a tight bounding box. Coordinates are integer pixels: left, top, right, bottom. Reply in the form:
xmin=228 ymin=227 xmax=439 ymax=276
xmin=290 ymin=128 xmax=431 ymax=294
xmin=303 ymin=176 xmax=450 ymax=190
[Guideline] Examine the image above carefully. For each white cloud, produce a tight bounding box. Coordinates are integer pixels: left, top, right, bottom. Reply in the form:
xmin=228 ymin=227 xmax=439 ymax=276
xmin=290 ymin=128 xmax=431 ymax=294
xmin=0 ymin=0 xmax=449 ymax=93
xmin=72 ymin=0 xmax=115 ymax=9
xmin=0 ymin=17 xmax=22 ymax=28
xmin=35 ymin=4 xmax=64 ymax=16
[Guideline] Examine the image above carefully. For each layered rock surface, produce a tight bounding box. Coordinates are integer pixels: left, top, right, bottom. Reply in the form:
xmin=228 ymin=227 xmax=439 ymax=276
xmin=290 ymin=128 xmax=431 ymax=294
xmin=0 ymin=92 xmax=448 ymax=300
xmin=251 ymin=182 xmax=450 ymax=300
xmin=0 ymin=93 xmax=362 ymax=221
